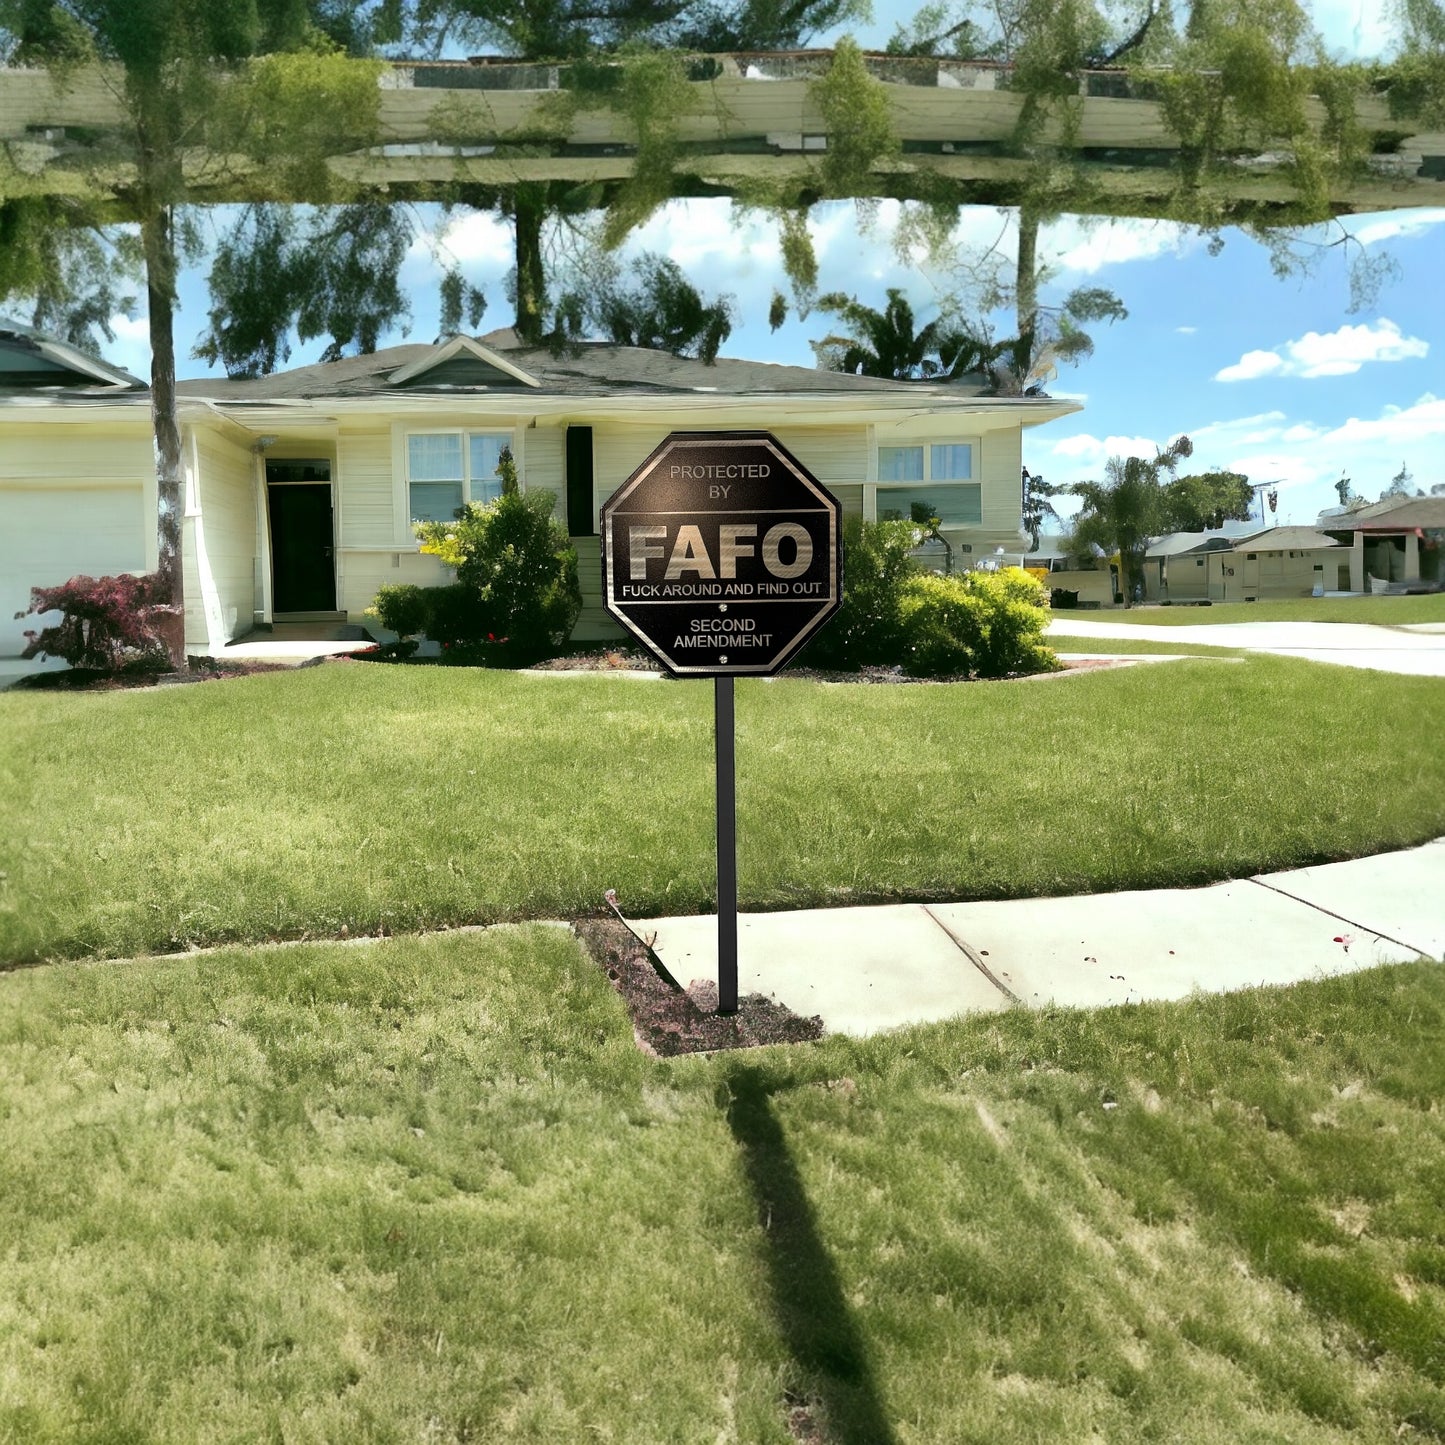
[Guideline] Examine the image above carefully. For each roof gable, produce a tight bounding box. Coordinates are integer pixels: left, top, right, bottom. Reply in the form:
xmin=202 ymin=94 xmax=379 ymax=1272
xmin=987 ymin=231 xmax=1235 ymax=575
xmin=0 ymin=319 xmax=144 ymax=389
xmin=386 ymin=334 xmax=539 ymax=390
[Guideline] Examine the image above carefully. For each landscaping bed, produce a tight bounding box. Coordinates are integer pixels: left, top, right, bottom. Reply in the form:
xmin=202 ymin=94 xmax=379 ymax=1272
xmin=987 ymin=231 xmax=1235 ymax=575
xmin=10 ymin=654 xmax=296 ymax=691
xmin=576 ymin=916 xmax=824 ymax=1055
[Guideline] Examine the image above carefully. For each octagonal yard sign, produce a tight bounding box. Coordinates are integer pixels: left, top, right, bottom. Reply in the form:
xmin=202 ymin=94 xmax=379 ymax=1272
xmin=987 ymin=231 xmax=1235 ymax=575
xmin=600 ymin=431 xmax=843 ymax=675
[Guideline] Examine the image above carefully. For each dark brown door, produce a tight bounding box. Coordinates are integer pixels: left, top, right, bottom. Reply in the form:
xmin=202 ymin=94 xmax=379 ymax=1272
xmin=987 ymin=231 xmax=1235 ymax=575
xmin=268 ymin=484 xmax=335 ymax=613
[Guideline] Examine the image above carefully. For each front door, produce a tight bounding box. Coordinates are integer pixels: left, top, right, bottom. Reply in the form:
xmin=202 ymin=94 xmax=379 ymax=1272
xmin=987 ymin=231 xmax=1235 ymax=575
xmin=268 ymin=482 xmax=335 ymax=613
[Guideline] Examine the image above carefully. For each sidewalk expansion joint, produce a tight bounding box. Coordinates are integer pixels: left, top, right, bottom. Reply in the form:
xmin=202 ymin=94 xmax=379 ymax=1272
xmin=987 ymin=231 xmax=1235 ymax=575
xmin=921 ymin=905 xmax=1021 ymax=1005
xmin=1244 ymin=876 xmax=1428 ymax=959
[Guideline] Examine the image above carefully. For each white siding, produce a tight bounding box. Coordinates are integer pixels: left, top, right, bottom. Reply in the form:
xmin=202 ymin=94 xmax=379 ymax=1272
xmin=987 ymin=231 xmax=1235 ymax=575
xmin=0 ymin=424 xmax=152 ymax=655
xmin=337 ymin=424 xmax=403 ymax=619
xmin=338 ymin=426 xmax=393 ymax=548
xmin=342 ymin=550 xmax=450 ymax=620
xmin=190 ymin=428 xmax=256 ymax=649
xmin=524 ymin=423 xmax=565 ymax=519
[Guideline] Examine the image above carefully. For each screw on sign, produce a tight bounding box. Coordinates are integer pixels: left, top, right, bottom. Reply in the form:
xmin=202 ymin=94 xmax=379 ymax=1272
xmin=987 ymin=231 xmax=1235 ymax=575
xmin=601 ymin=432 xmax=843 ymax=1015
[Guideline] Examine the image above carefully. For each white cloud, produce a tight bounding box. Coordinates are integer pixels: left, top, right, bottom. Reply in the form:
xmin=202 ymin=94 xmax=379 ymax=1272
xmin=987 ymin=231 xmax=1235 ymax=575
xmin=1175 ymin=325 xmax=1197 ymax=335
xmin=1047 ymin=433 xmax=1162 ymax=469
xmin=433 ymin=211 xmax=514 ymax=268
xmin=1322 ymin=392 xmax=1445 ymax=447
xmin=1214 ymin=319 xmax=1428 ymax=382
xmin=102 ymin=311 xmax=152 ymax=376
xmin=1047 ymin=218 xmax=1197 ymax=276
xmin=110 ymin=313 xmax=149 ymax=343
xmin=1348 ymin=208 xmax=1445 ymax=248
xmin=1216 ymin=349 xmax=1284 ymax=383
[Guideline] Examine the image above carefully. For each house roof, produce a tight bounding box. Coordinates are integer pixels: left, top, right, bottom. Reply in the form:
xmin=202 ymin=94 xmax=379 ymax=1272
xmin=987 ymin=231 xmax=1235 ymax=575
xmin=0 ymin=318 xmax=145 ymax=389
xmin=170 ymin=333 xmax=1070 ymax=411
xmin=1145 ymin=524 xmax=1257 ymax=558
xmin=1322 ymin=495 xmax=1445 ymax=532
xmin=1230 ymin=526 xmax=1341 ymax=551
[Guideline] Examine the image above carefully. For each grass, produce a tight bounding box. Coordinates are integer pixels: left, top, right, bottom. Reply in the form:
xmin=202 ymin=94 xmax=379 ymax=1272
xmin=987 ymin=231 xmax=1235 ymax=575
xmin=0 ymin=929 xmax=1440 ymax=1442
xmin=1080 ymin=595 xmax=1445 ymax=626
xmin=1048 ymin=634 xmax=1245 ymax=657
xmin=3 ymin=656 xmax=1443 ymax=966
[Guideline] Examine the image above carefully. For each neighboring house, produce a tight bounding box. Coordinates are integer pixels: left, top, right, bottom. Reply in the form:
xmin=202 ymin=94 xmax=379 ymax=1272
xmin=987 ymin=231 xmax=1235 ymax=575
xmin=1203 ymin=526 xmax=1344 ymax=602
xmin=1320 ymin=496 xmax=1445 ymax=592
xmin=1 ymin=328 xmax=1081 ymax=656
xmin=1029 ymin=544 xmax=1117 ymax=608
xmin=1143 ymin=524 xmax=1260 ymax=603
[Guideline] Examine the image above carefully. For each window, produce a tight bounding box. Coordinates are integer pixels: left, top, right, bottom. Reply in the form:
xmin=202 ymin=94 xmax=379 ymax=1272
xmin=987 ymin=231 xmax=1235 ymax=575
xmin=407 ymin=431 xmax=512 ymax=523
xmin=876 ymin=440 xmax=980 ymax=526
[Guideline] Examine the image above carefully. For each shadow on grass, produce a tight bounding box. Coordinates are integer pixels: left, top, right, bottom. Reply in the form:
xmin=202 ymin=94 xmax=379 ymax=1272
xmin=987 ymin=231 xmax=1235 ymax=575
xmin=724 ymin=1065 xmax=898 ymax=1445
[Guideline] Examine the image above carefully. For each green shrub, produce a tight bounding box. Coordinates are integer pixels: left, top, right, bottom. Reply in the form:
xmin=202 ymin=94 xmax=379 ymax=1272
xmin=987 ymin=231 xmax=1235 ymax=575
xmin=415 ymin=490 xmax=581 ymax=664
xmin=368 ymin=583 xmax=429 ymax=638
xmin=421 ymin=583 xmax=487 ymax=651
xmin=902 ymin=567 xmax=1057 ymax=679
xmin=804 ymin=516 xmax=921 ymax=669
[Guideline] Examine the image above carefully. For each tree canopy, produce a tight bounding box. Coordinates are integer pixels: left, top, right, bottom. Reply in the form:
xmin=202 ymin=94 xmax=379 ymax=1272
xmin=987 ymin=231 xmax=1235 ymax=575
xmin=1066 ymin=436 xmax=1196 ymax=603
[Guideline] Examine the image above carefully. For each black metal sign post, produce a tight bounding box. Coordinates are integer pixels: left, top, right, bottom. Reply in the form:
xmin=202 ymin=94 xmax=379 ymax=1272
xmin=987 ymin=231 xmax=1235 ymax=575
xmin=714 ymin=675 xmax=738 ymax=1013
xmin=599 ymin=432 xmax=842 ymax=1015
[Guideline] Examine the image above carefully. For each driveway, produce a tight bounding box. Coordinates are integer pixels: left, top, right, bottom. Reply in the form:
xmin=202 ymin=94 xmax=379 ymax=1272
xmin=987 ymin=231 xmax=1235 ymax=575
xmin=1045 ymin=618 xmax=1445 ymax=677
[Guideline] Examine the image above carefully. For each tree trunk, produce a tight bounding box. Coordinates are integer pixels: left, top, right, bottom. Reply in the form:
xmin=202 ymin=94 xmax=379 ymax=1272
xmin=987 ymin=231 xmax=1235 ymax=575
xmin=1014 ymin=202 xmax=1040 ymax=382
xmin=513 ymin=185 xmax=547 ymax=345
xmin=142 ymin=203 xmax=187 ymax=668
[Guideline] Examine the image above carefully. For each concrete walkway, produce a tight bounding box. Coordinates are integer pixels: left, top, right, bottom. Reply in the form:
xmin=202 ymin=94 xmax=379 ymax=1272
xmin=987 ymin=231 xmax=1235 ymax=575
xmin=636 ymin=839 xmax=1444 ymax=1036
xmin=1045 ymin=617 xmax=1445 ymax=676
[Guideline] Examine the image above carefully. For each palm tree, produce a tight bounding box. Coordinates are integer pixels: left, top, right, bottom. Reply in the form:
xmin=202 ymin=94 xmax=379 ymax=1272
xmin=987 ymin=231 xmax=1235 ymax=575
xmin=1067 ymin=437 xmax=1194 ymax=605
xmin=810 ymin=289 xmax=1007 ymax=381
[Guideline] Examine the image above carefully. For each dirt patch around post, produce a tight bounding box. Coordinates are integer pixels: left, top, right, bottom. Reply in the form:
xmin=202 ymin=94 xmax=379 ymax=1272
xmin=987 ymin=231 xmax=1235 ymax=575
xmin=574 ymin=918 xmax=824 ymax=1056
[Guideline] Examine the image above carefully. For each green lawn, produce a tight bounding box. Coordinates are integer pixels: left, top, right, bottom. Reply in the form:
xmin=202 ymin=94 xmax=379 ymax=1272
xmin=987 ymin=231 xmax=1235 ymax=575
xmin=1079 ymin=595 xmax=1445 ymax=626
xmin=3 ymin=657 xmax=1443 ymax=966
xmin=0 ymin=929 xmax=1440 ymax=1442
xmin=1048 ymin=634 xmax=1245 ymax=657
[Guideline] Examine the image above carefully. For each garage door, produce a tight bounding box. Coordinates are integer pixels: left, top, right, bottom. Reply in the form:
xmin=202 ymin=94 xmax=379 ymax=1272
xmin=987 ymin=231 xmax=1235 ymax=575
xmin=0 ymin=486 xmax=147 ymax=655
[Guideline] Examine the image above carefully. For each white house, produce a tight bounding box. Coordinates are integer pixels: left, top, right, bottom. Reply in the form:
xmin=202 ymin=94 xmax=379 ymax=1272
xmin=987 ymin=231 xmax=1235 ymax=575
xmin=1 ymin=325 xmax=1082 ymax=656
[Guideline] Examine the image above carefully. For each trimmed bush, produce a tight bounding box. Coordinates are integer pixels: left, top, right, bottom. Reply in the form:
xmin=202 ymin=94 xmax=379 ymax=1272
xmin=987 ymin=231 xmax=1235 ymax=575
xmin=368 ymin=583 xmax=429 ymax=638
xmin=902 ymin=567 xmax=1057 ymax=678
xmin=395 ymin=488 xmax=581 ymax=665
xmin=803 ymin=516 xmax=920 ymax=670
xmin=15 ymin=573 xmax=175 ymax=672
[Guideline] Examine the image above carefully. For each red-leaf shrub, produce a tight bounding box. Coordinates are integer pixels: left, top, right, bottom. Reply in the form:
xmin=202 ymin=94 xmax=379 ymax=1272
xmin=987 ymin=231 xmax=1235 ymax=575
xmin=16 ymin=573 xmax=176 ymax=671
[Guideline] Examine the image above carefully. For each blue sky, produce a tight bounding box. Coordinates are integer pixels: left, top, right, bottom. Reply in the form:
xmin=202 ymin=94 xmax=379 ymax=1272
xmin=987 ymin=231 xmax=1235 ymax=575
xmin=96 ymin=1 xmax=1442 ymax=532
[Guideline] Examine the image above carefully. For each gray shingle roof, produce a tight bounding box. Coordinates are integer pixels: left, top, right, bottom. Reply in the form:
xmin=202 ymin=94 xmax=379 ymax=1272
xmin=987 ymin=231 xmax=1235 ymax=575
xmin=1324 ymin=496 xmax=1445 ymax=531
xmin=175 ymin=335 xmax=996 ymax=402
xmin=1230 ymin=526 xmax=1340 ymax=551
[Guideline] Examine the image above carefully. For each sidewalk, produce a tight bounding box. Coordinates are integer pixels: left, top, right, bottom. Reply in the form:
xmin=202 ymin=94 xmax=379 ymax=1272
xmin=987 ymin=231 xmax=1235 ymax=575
xmin=635 ymin=839 xmax=1444 ymax=1036
xmin=1045 ymin=617 xmax=1445 ymax=676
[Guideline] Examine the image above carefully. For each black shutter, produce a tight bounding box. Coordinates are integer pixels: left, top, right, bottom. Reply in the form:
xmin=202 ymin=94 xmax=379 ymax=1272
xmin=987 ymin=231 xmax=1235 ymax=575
xmin=566 ymin=426 xmax=595 ymax=537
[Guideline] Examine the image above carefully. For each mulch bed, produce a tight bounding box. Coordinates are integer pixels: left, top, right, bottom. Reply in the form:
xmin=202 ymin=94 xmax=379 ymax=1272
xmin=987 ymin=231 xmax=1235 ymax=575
xmin=574 ymin=917 xmax=824 ymax=1056
xmin=11 ymin=656 xmax=296 ymax=692
xmin=528 ymin=648 xmax=1109 ymax=684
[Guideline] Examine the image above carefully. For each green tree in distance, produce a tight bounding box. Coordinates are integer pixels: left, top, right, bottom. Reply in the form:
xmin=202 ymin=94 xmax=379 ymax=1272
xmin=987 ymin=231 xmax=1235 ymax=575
xmin=1066 ymin=436 xmax=1195 ymax=604
xmin=547 ymin=251 xmax=735 ymax=361
xmin=809 ymin=288 xmax=996 ymax=381
xmin=1159 ymin=469 xmax=1255 ymax=532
